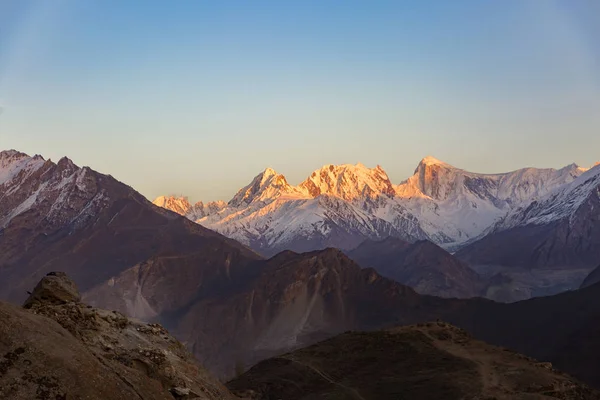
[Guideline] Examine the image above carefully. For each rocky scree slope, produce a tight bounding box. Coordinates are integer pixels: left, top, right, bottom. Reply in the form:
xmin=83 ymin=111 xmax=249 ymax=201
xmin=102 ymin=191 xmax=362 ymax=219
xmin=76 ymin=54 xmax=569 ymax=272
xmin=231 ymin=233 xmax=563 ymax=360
xmin=228 ymin=322 xmax=599 ymax=400
xmin=0 ymin=272 xmax=235 ymax=400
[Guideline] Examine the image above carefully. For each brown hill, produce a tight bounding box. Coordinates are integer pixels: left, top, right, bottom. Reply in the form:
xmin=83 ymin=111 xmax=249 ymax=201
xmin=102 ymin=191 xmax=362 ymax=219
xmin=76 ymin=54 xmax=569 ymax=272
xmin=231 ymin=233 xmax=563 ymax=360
xmin=0 ymin=272 xmax=234 ymax=400
xmin=228 ymin=322 xmax=598 ymax=400
xmin=347 ymin=237 xmax=482 ymax=298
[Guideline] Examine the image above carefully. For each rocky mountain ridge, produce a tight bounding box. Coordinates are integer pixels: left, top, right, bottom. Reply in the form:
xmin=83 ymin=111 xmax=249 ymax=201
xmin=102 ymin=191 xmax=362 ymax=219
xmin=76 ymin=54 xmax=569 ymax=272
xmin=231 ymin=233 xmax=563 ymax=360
xmin=155 ymin=157 xmax=592 ymax=256
xmin=0 ymin=149 xmax=259 ymax=304
xmin=458 ymin=163 xmax=600 ymax=269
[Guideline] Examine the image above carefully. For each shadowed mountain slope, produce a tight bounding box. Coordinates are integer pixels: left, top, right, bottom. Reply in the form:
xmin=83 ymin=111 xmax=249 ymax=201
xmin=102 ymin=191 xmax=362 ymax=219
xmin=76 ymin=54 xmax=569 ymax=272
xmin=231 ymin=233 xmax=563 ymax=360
xmin=228 ymin=322 xmax=598 ymax=400
xmin=580 ymin=264 xmax=600 ymax=289
xmin=347 ymin=237 xmax=482 ymax=298
xmin=457 ymin=164 xmax=600 ymax=270
xmin=0 ymin=150 xmax=260 ymax=304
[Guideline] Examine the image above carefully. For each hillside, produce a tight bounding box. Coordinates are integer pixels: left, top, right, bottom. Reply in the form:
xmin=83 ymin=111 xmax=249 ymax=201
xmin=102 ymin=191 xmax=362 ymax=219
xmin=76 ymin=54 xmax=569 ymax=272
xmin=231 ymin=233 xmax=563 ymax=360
xmin=0 ymin=272 xmax=234 ymax=400
xmin=228 ymin=322 xmax=598 ymax=400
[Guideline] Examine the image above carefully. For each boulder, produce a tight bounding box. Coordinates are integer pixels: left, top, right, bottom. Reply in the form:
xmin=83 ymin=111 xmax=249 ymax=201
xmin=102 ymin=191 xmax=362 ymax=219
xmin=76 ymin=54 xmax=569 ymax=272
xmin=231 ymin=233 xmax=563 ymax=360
xmin=23 ymin=271 xmax=81 ymax=308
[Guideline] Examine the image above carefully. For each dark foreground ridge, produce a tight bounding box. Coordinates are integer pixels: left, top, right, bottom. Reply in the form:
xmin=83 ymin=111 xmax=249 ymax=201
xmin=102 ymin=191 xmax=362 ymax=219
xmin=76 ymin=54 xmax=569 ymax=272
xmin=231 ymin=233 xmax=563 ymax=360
xmin=228 ymin=322 xmax=599 ymax=400
xmin=1 ymin=272 xmax=234 ymax=400
xmin=2 ymin=272 xmax=599 ymax=399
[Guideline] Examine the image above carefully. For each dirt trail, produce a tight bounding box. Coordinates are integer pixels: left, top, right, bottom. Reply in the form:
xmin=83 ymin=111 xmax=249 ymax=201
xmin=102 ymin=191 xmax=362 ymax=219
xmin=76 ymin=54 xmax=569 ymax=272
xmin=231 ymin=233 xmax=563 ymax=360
xmin=279 ymin=356 xmax=367 ymax=400
xmin=417 ymin=326 xmax=504 ymax=398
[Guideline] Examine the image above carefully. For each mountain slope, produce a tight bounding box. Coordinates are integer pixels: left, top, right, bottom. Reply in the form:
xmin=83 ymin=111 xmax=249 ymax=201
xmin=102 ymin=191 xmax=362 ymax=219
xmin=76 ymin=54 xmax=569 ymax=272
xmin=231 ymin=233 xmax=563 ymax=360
xmin=84 ymin=248 xmax=429 ymax=377
xmin=155 ymin=157 xmax=588 ymax=256
xmin=228 ymin=322 xmax=598 ymax=400
xmin=83 ymin=239 xmax=600 ymax=388
xmin=581 ymin=265 xmax=600 ymax=288
xmin=1 ymin=272 xmax=234 ymax=400
xmin=0 ymin=149 xmax=260 ymax=304
xmin=347 ymin=237 xmax=482 ymax=298
xmin=457 ymin=164 xmax=600 ymax=269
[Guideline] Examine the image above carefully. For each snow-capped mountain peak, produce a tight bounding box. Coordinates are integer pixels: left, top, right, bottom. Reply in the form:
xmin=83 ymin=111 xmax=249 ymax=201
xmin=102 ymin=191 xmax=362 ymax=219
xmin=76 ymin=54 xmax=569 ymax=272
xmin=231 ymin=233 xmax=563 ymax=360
xmin=495 ymin=162 xmax=600 ymax=229
xmin=399 ymin=156 xmax=462 ymax=201
xmin=418 ymin=155 xmax=454 ymax=169
xmin=299 ymin=162 xmax=396 ymax=201
xmin=228 ymin=167 xmax=303 ymax=208
xmin=153 ymin=196 xmax=192 ymax=216
xmin=152 ymin=195 xmax=227 ymax=220
xmin=0 ymin=150 xmax=46 ymax=186
xmin=155 ymin=157 xmax=592 ymax=255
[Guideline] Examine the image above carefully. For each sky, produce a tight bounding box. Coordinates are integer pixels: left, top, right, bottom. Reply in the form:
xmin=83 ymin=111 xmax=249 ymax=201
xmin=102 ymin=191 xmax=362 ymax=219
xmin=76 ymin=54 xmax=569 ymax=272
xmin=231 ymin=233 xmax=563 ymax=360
xmin=0 ymin=0 xmax=599 ymax=202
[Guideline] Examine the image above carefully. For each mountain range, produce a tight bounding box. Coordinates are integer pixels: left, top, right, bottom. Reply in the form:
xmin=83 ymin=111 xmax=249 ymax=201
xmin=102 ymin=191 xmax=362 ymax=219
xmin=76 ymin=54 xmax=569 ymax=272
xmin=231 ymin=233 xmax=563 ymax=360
xmin=154 ymin=157 xmax=598 ymax=266
xmin=3 ymin=148 xmax=600 ymax=389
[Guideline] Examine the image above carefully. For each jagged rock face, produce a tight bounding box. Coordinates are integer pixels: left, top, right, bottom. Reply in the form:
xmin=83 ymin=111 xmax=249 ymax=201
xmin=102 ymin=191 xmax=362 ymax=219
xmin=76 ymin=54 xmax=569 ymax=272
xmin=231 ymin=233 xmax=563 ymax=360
xmin=0 ymin=273 xmax=235 ymax=400
xmin=228 ymin=322 xmax=599 ymax=400
xmin=412 ymin=157 xmax=459 ymax=201
xmin=299 ymin=163 xmax=396 ymax=201
xmin=0 ymin=150 xmax=260 ymax=304
xmin=347 ymin=238 xmax=483 ymax=298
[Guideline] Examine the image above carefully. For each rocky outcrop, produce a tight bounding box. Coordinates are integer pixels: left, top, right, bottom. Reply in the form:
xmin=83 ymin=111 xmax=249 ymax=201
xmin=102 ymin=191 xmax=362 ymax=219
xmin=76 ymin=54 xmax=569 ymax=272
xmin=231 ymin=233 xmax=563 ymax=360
xmin=228 ymin=322 xmax=599 ymax=399
xmin=23 ymin=271 xmax=81 ymax=308
xmin=0 ymin=272 xmax=235 ymax=400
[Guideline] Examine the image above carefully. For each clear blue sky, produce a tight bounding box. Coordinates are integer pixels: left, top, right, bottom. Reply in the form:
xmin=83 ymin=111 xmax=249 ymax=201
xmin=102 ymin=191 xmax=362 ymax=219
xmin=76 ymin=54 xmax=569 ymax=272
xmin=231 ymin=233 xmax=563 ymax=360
xmin=1 ymin=0 xmax=599 ymax=202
